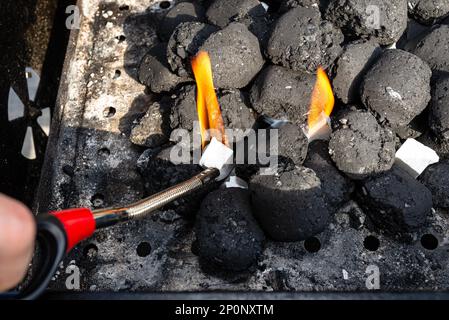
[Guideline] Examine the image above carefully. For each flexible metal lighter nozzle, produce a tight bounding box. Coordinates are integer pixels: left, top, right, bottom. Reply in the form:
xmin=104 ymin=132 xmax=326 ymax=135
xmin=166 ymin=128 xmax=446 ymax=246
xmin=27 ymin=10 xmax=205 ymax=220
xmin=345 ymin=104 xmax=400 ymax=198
xmin=92 ymin=167 xmax=219 ymax=229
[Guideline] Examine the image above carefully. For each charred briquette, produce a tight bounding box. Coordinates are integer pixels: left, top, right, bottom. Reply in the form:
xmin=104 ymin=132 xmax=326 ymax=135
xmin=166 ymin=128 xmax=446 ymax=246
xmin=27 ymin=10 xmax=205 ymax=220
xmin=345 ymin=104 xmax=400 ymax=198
xmin=276 ymin=122 xmax=309 ymax=170
xmin=136 ymin=146 xmax=216 ymax=217
xmin=429 ymin=74 xmax=449 ymax=141
xmin=138 ymin=43 xmax=189 ymax=93
xmin=129 ymin=100 xmax=171 ymax=148
xmin=324 ymin=0 xmax=407 ymax=46
xmin=196 ymin=188 xmax=265 ymax=271
xmin=157 ymin=1 xmax=206 ymax=41
xmin=199 ymin=22 xmax=265 ymax=89
xmin=360 ymin=49 xmax=432 ymax=129
xmin=267 ymin=6 xmax=343 ymax=73
xmin=357 ymin=166 xmax=432 ymax=235
xmin=167 ymin=22 xmax=219 ymax=78
xmin=420 ymin=161 xmax=449 ymax=209
xmin=250 ymin=65 xmax=315 ymax=125
xmin=409 ymin=0 xmax=449 ymax=25
xmin=304 ymin=140 xmax=354 ymax=208
xmin=332 ymin=40 xmax=382 ymax=104
xmin=205 ymin=0 xmax=272 ymax=43
xmin=412 ymin=25 xmax=449 ymax=75
xmin=249 ymin=166 xmax=331 ymax=241
xmin=329 ymin=108 xmax=396 ymax=180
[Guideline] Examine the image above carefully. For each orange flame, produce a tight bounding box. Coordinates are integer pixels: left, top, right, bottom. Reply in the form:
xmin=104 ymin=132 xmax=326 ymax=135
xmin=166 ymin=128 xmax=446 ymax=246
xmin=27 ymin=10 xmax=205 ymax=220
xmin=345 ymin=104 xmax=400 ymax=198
xmin=191 ymin=51 xmax=228 ymax=149
xmin=307 ymin=67 xmax=334 ymax=138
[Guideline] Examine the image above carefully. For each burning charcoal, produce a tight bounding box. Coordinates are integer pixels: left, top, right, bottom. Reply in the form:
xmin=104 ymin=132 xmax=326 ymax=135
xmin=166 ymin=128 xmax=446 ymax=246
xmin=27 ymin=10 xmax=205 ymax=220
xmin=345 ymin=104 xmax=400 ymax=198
xmin=138 ymin=43 xmax=188 ymax=93
xmin=196 ymin=188 xmax=265 ymax=271
xmin=158 ymin=1 xmax=206 ymax=41
xmin=420 ymin=161 xmax=449 ymax=209
xmin=357 ymin=166 xmax=432 ymax=234
xmin=412 ymin=25 xmax=449 ymax=74
xmin=324 ymin=0 xmax=407 ymax=45
xmin=360 ymin=49 xmax=432 ymax=129
xmin=250 ymin=65 xmax=315 ymax=124
xmin=249 ymin=166 xmax=331 ymax=241
xmin=409 ymin=0 xmax=449 ymax=25
xmin=304 ymin=140 xmax=354 ymax=208
xmin=199 ymin=22 xmax=265 ymax=89
xmin=329 ymin=108 xmax=396 ymax=180
xmin=205 ymin=0 xmax=271 ymax=42
xmin=129 ymin=101 xmax=170 ymax=148
xmin=137 ymin=146 xmax=216 ymax=217
xmin=267 ymin=6 xmax=343 ymax=73
xmin=332 ymin=40 xmax=382 ymax=104
xmin=167 ymin=22 xmax=219 ymax=78
xmin=429 ymin=74 xmax=449 ymax=141
xmin=277 ymin=122 xmax=309 ymax=169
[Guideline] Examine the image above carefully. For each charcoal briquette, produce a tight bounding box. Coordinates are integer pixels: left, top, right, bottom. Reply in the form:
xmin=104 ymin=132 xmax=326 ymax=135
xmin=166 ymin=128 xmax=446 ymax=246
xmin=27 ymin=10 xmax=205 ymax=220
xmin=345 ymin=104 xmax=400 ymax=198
xmin=429 ymin=74 xmax=449 ymax=141
xmin=249 ymin=166 xmax=331 ymax=241
xmin=412 ymin=25 xmax=449 ymax=74
xmin=357 ymin=166 xmax=432 ymax=234
xmin=409 ymin=0 xmax=449 ymax=25
xmin=329 ymin=108 xmax=396 ymax=180
xmin=276 ymin=122 xmax=309 ymax=170
xmin=199 ymin=22 xmax=265 ymax=89
xmin=267 ymin=6 xmax=343 ymax=73
xmin=419 ymin=161 xmax=449 ymax=209
xmin=360 ymin=49 xmax=431 ymax=129
xmin=196 ymin=188 xmax=265 ymax=271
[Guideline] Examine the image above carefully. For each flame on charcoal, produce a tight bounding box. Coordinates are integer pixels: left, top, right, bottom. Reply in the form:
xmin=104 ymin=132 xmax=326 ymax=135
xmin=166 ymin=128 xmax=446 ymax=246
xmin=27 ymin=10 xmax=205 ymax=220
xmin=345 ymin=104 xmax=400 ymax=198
xmin=306 ymin=67 xmax=334 ymax=140
xmin=191 ymin=51 xmax=228 ymax=149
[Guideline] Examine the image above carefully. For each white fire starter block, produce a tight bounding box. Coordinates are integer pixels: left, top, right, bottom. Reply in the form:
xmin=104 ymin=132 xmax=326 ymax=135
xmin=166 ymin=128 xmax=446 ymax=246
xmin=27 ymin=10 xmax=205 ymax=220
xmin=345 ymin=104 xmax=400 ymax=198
xmin=199 ymin=137 xmax=234 ymax=181
xmin=395 ymin=138 xmax=439 ymax=178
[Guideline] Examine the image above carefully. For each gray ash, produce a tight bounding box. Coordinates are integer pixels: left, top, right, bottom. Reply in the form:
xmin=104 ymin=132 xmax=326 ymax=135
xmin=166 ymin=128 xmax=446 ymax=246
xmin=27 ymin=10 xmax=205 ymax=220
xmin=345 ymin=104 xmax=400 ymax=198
xmin=138 ymin=43 xmax=188 ymax=93
xmin=360 ymin=49 xmax=431 ymax=129
xmin=167 ymin=22 xmax=219 ymax=78
xmin=420 ymin=161 xmax=449 ymax=209
xmin=158 ymin=1 xmax=206 ymax=41
xmin=250 ymin=65 xmax=315 ymax=125
xmin=249 ymin=166 xmax=331 ymax=241
xmin=357 ymin=166 xmax=432 ymax=235
xmin=429 ymin=74 xmax=449 ymax=141
xmin=199 ymin=22 xmax=265 ymax=89
xmin=196 ymin=188 xmax=265 ymax=271
xmin=267 ymin=6 xmax=343 ymax=73
xmin=329 ymin=108 xmax=396 ymax=180
xmin=304 ymin=140 xmax=354 ymax=208
xmin=412 ymin=25 xmax=449 ymax=75
xmin=331 ymin=40 xmax=381 ymax=104
xmin=206 ymin=0 xmax=271 ymax=42
xmin=324 ymin=0 xmax=407 ymax=45
xmin=408 ymin=0 xmax=449 ymax=25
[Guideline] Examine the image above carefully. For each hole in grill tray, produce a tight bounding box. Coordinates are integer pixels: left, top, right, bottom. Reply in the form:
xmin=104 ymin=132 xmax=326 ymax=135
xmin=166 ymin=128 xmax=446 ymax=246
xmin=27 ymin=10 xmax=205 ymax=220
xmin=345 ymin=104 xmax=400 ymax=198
xmin=103 ymin=106 xmax=116 ymax=118
xmin=119 ymin=5 xmax=129 ymax=11
xmin=159 ymin=1 xmax=171 ymax=10
xmin=83 ymin=243 xmax=98 ymax=259
xmin=98 ymin=147 xmax=110 ymax=156
xmin=113 ymin=69 xmax=121 ymax=79
xmin=137 ymin=242 xmax=152 ymax=257
xmin=421 ymin=234 xmax=439 ymax=250
xmin=304 ymin=237 xmax=321 ymax=253
xmin=364 ymin=235 xmax=380 ymax=251
xmin=91 ymin=193 xmax=105 ymax=208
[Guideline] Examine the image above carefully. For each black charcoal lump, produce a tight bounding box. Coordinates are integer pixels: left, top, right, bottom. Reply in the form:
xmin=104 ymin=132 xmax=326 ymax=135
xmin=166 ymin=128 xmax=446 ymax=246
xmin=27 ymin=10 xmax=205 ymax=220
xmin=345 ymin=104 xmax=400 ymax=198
xmin=360 ymin=49 xmax=431 ymax=129
xmin=276 ymin=122 xmax=309 ymax=170
xmin=357 ymin=167 xmax=432 ymax=234
xmin=138 ymin=43 xmax=188 ymax=93
xmin=304 ymin=140 xmax=354 ymax=208
xmin=429 ymin=74 xmax=449 ymax=141
xmin=267 ymin=6 xmax=343 ymax=73
xmin=409 ymin=0 xmax=449 ymax=25
xmin=196 ymin=188 xmax=265 ymax=271
xmin=329 ymin=109 xmax=396 ymax=180
xmin=199 ymin=22 xmax=265 ymax=89
xmin=324 ymin=0 xmax=407 ymax=45
xmin=249 ymin=166 xmax=331 ymax=241
xmin=250 ymin=65 xmax=315 ymax=124
xmin=158 ymin=1 xmax=206 ymax=41
xmin=332 ymin=40 xmax=382 ymax=104
xmin=420 ymin=161 xmax=449 ymax=209
xmin=205 ymin=0 xmax=271 ymax=41
xmin=167 ymin=22 xmax=219 ymax=78
xmin=412 ymin=25 xmax=449 ymax=74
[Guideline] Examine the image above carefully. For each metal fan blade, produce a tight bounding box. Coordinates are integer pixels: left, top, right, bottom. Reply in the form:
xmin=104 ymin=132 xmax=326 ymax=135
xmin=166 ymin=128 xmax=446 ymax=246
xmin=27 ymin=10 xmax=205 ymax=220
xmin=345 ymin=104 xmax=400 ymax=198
xmin=26 ymin=67 xmax=40 ymax=102
xmin=7 ymin=87 xmax=25 ymax=121
xmin=37 ymin=107 xmax=51 ymax=136
xmin=21 ymin=126 xmax=37 ymax=160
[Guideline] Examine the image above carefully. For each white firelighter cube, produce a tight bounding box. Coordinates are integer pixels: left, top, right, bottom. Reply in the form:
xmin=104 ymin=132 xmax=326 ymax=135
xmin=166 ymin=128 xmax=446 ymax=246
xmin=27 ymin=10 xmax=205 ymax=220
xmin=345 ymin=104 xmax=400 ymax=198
xmin=395 ymin=138 xmax=439 ymax=178
xmin=199 ymin=137 xmax=234 ymax=181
